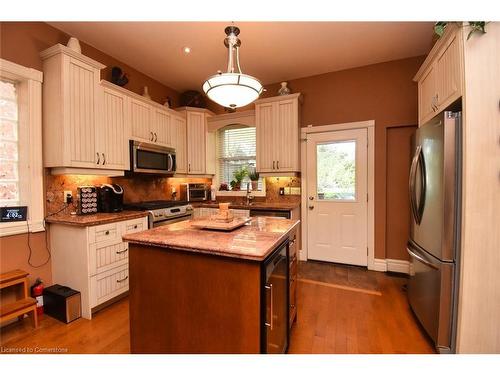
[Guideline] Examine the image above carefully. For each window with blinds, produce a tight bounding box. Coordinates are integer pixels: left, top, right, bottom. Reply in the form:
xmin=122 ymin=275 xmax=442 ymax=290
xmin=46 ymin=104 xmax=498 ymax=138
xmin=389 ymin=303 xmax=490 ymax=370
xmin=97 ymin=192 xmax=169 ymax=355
xmin=0 ymin=80 xmax=19 ymax=205
xmin=217 ymin=125 xmax=263 ymax=191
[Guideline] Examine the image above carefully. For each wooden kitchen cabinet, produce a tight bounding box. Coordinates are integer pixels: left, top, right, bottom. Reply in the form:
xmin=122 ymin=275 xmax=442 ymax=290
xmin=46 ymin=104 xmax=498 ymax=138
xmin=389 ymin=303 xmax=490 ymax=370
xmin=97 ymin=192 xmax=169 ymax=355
xmin=41 ymin=44 xmax=106 ymax=171
xmin=255 ymin=93 xmax=301 ymax=174
xmin=101 ymin=83 xmax=130 ymax=170
xmin=176 ymin=107 xmax=215 ymax=175
xmin=130 ymin=97 xmax=153 ymax=142
xmin=49 ymin=216 xmax=147 ymax=319
xmin=415 ymin=29 xmax=463 ymax=125
xmin=172 ymin=115 xmax=187 ymax=173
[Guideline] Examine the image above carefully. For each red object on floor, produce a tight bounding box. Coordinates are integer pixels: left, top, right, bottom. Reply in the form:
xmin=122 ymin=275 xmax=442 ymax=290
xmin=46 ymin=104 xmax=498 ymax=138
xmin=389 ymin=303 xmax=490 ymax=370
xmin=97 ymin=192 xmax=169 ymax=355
xmin=31 ymin=278 xmax=44 ymax=315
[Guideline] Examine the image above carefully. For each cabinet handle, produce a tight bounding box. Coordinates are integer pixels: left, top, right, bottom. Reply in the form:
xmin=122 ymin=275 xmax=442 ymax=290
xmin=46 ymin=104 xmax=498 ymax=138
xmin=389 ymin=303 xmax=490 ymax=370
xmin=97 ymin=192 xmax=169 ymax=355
xmin=134 ymin=225 xmax=138 ymax=229
xmin=435 ymin=93 xmax=439 ymax=107
xmin=116 ymin=276 xmax=128 ymax=283
xmin=154 ymin=132 xmax=157 ymax=142
xmin=105 ymin=230 xmax=110 ymax=235
xmin=102 ymin=153 xmax=106 ymax=165
xmin=277 ymin=160 xmax=279 ymax=169
xmin=150 ymin=131 xmax=154 ymax=141
xmin=273 ymin=161 xmax=275 ymax=170
xmin=116 ymin=248 xmax=128 ymax=255
xmin=265 ymin=284 xmax=273 ymax=330
xmin=188 ymin=163 xmax=191 ymax=173
xmin=96 ymin=152 xmax=100 ymax=164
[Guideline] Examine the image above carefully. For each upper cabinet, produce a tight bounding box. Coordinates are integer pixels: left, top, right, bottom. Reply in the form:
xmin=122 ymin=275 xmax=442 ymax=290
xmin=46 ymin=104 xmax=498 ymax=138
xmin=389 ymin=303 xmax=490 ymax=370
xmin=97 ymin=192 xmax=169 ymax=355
xmin=414 ymin=28 xmax=463 ymax=125
xmin=171 ymin=115 xmax=187 ymax=174
xmin=255 ymin=93 xmax=301 ymax=174
xmin=130 ymin=97 xmax=174 ymax=148
xmin=176 ymin=107 xmax=214 ymax=175
xmin=41 ymin=44 xmax=107 ymax=172
xmin=101 ymin=84 xmax=130 ymax=170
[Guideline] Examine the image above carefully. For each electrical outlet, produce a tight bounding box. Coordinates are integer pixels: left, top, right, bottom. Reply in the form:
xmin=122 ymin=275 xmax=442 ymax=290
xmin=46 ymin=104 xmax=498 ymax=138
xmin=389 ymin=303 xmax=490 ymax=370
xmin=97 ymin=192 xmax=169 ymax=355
xmin=64 ymin=190 xmax=73 ymax=203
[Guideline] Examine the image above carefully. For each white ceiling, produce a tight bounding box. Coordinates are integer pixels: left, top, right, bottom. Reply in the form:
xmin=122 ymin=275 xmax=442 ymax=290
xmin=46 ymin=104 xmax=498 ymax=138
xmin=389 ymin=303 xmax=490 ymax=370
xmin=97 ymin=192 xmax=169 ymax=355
xmin=49 ymin=22 xmax=434 ymax=92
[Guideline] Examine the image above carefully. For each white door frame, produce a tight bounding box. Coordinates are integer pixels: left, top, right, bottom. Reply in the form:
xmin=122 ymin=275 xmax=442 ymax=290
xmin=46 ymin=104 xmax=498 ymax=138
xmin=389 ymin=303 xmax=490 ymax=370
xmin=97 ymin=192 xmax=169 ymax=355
xmin=300 ymin=120 xmax=376 ymax=270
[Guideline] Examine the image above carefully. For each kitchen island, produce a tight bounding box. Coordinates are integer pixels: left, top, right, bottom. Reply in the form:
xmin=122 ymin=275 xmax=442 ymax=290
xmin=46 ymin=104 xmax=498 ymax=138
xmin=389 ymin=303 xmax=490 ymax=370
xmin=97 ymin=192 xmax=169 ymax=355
xmin=122 ymin=216 xmax=299 ymax=354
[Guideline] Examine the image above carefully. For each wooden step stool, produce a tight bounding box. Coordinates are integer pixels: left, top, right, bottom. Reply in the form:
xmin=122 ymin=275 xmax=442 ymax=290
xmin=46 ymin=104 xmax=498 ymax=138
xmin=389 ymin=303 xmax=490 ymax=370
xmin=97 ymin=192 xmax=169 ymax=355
xmin=0 ymin=269 xmax=38 ymax=328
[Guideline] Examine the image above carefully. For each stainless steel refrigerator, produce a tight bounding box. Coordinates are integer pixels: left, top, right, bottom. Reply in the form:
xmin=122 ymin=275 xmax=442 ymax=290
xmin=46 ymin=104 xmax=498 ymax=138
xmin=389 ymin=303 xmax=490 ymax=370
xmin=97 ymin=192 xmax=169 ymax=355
xmin=407 ymin=110 xmax=461 ymax=354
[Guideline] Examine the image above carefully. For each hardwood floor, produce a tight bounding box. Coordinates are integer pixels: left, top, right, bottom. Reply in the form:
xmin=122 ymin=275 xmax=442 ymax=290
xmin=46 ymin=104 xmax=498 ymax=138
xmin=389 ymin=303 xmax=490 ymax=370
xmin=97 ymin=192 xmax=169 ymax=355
xmin=0 ymin=261 xmax=435 ymax=354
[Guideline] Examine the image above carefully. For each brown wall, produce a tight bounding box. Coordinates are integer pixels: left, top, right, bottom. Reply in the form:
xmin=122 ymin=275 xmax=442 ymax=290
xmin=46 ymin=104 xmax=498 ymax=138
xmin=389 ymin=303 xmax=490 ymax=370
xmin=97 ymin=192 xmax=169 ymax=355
xmin=0 ymin=22 xmax=181 ymax=284
xmin=211 ymin=56 xmax=424 ymax=259
xmin=385 ymin=125 xmax=417 ymax=260
xmin=0 ymin=22 xmax=180 ymax=106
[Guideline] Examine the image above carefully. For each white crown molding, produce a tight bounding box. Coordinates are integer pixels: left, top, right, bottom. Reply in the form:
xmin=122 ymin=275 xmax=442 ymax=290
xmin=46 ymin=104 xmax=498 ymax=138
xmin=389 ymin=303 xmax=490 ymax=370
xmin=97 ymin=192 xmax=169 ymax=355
xmin=40 ymin=44 xmax=106 ymax=70
xmin=0 ymin=58 xmax=43 ymax=82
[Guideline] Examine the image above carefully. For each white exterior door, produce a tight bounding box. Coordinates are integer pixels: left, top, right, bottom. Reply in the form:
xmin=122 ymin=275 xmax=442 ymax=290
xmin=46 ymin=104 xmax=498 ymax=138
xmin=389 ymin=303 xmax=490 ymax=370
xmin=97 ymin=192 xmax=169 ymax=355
xmin=306 ymin=128 xmax=368 ymax=266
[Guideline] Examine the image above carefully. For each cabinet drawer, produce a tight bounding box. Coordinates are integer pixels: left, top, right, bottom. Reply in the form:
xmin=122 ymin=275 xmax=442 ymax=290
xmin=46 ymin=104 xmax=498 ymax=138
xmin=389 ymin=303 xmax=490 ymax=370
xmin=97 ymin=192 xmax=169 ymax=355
xmin=89 ymin=241 xmax=128 ymax=276
xmin=90 ymin=264 xmax=129 ymax=308
xmin=123 ymin=217 xmax=146 ymax=234
xmin=88 ymin=222 xmax=120 ymax=244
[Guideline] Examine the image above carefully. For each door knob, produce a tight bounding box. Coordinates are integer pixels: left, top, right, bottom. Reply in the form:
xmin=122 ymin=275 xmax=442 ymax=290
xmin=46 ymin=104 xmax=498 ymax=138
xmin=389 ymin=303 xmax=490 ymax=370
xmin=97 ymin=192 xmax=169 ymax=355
xmin=309 ymin=196 xmax=314 ymax=200
xmin=308 ymin=205 xmax=314 ymax=210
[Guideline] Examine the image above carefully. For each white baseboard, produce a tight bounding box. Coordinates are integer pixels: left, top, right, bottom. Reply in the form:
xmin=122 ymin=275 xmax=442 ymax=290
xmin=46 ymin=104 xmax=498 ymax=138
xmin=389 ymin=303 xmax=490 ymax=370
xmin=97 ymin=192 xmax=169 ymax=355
xmin=372 ymin=258 xmax=388 ymax=272
xmin=386 ymin=259 xmax=411 ymax=274
xmin=372 ymin=258 xmax=410 ymax=274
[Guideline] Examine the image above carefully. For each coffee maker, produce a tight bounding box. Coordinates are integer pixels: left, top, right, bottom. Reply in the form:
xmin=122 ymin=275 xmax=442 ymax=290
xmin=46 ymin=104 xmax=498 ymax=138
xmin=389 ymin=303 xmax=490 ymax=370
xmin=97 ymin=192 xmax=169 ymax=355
xmin=97 ymin=184 xmax=124 ymax=213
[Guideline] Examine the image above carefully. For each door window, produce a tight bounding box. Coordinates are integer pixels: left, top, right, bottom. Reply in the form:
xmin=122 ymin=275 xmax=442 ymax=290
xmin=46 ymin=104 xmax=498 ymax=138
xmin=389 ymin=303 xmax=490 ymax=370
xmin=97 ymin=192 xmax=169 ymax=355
xmin=316 ymin=140 xmax=356 ymax=201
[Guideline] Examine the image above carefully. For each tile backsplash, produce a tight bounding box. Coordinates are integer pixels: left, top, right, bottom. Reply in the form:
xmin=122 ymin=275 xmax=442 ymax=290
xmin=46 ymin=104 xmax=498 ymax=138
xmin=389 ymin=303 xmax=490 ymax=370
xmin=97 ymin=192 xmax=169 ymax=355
xmin=45 ymin=171 xmax=300 ymax=215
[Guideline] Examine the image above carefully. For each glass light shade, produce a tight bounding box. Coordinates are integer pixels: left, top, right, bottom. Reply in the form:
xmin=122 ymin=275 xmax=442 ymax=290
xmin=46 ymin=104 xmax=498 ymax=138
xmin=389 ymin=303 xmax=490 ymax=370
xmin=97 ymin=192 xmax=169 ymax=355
xmin=203 ymin=73 xmax=263 ymax=108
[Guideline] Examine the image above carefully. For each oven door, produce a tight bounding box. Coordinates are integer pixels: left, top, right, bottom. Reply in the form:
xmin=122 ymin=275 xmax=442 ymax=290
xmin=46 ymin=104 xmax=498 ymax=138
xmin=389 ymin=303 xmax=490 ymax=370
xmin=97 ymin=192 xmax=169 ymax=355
xmin=131 ymin=140 xmax=176 ymax=175
xmin=153 ymin=214 xmax=193 ymax=228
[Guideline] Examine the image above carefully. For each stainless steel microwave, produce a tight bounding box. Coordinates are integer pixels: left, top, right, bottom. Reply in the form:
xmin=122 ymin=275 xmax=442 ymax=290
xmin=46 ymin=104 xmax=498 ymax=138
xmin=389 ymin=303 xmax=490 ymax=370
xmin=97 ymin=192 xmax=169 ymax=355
xmin=179 ymin=183 xmax=208 ymax=201
xmin=129 ymin=140 xmax=176 ymax=175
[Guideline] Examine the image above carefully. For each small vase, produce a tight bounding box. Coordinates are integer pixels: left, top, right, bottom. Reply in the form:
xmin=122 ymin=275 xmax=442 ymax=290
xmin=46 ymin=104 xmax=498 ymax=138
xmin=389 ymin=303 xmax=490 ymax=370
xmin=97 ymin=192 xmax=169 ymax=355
xmin=278 ymin=81 xmax=291 ymax=96
xmin=66 ymin=37 xmax=82 ymax=53
xmin=142 ymin=86 xmax=151 ymax=100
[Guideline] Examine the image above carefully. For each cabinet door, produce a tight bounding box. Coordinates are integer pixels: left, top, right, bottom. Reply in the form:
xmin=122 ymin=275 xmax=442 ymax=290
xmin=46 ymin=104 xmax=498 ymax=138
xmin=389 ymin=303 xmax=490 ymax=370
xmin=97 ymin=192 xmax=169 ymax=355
xmin=256 ymin=102 xmax=276 ymax=173
xmin=100 ymin=87 xmax=129 ymax=170
xmin=172 ymin=115 xmax=187 ymax=174
xmin=154 ymin=108 xmax=172 ymax=147
xmin=436 ymin=34 xmax=462 ymax=110
xmin=130 ymin=98 xmax=152 ymax=142
xmin=418 ymin=65 xmax=437 ymax=125
xmin=275 ymin=99 xmax=299 ymax=171
xmin=66 ymin=57 xmax=99 ymax=167
xmin=186 ymin=111 xmax=206 ymax=174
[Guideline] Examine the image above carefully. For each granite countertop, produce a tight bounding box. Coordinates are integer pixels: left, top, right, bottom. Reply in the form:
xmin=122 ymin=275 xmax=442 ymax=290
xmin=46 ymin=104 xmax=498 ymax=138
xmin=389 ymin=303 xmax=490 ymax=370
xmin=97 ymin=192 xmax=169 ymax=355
xmin=46 ymin=210 xmax=148 ymax=226
xmin=123 ymin=217 xmax=300 ymax=261
xmin=193 ymin=201 xmax=300 ymax=211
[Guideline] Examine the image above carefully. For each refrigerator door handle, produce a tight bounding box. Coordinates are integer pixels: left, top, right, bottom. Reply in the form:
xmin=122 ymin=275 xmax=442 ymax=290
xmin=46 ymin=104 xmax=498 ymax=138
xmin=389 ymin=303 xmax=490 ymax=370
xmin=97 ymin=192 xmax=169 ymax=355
xmin=407 ymin=246 xmax=439 ymax=270
xmin=409 ymin=145 xmax=421 ymax=223
xmin=416 ymin=147 xmax=427 ymax=223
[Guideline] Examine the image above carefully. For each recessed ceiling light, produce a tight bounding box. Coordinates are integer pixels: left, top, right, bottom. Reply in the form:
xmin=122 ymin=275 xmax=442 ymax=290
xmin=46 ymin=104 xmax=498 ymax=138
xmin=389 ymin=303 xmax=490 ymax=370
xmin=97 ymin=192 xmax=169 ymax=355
xmin=183 ymin=46 xmax=191 ymax=54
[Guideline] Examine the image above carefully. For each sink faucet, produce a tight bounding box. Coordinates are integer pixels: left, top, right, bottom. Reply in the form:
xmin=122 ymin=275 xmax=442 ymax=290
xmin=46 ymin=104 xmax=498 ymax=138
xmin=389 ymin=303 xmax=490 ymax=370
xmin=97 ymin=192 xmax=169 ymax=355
xmin=246 ymin=182 xmax=254 ymax=206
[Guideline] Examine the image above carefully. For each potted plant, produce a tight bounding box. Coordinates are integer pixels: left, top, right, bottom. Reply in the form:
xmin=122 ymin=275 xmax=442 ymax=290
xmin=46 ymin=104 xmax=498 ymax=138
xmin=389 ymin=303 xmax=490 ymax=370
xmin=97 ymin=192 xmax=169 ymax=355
xmin=248 ymin=167 xmax=259 ymax=191
xmin=230 ymin=166 xmax=248 ymax=191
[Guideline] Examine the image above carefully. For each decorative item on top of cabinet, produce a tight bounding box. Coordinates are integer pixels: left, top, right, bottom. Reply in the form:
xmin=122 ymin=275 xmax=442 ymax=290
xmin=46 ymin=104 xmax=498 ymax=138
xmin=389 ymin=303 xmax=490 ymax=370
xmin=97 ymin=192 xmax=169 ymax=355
xmin=110 ymin=66 xmax=129 ymax=87
xmin=255 ymin=93 xmax=302 ymax=175
xmin=175 ymin=107 xmax=215 ymax=175
xmin=414 ymin=23 xmax=464 ymax=125
xmin=278 ymin=81 xmax=291 ymax=96
xmin=142 ymin=86 xmax=151 ymax=100
xmin=66 ymin=37 xmax=82 ymax=53
xmin=40 ymin=44 xmax=127 ymax=176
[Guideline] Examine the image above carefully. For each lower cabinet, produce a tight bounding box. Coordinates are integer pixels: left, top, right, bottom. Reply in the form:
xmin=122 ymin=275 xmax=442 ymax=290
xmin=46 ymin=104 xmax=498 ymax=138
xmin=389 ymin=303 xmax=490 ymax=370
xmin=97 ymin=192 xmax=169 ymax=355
xmin=49 ymin=216 xmax=147 ymax=319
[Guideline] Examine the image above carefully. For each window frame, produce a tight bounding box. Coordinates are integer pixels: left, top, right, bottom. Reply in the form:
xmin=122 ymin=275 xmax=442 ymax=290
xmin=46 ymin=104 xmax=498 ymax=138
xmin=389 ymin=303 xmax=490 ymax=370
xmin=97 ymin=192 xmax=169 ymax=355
xmin=0 ymin=58 xmax=44 ymax=237
xmin=214 ymin=123 xmax=266 ymax=198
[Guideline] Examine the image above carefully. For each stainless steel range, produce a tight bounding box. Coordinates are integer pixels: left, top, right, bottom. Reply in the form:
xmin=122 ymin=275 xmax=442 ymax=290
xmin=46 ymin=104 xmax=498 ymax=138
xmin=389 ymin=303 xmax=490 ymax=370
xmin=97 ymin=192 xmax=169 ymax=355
xmin=124 ymin=200 xmax=193 ymax=228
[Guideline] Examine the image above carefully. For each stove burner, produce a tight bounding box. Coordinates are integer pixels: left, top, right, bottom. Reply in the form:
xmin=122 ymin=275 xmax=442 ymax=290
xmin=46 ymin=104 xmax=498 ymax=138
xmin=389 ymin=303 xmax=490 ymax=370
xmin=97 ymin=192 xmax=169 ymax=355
xmin=124 ymin=200 xmax=189 ymax=210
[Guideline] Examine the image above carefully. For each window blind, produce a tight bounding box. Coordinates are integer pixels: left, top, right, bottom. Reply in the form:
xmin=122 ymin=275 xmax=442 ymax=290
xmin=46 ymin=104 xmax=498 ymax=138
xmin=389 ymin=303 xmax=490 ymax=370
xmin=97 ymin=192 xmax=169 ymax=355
xmin=217 ymin=125 xmax=262 ymax=190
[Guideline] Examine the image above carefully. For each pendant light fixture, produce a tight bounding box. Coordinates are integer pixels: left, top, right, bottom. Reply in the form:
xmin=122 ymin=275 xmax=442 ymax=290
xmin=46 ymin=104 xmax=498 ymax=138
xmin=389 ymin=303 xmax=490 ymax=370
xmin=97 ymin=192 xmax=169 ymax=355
xmin=202 ymin=26 xmax=263 ymax=108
